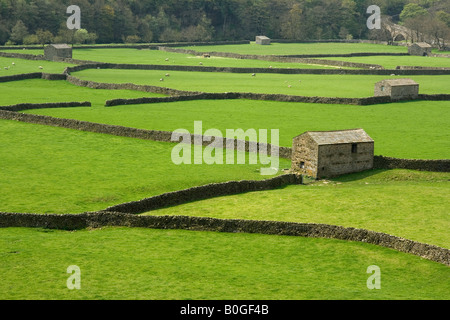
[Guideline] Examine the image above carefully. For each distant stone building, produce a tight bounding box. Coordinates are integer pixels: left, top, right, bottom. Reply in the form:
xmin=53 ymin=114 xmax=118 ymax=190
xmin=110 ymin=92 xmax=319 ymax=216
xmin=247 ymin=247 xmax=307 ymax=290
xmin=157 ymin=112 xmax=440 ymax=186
xmin=374 ymin=79 xmax=419 ymax=100
xmin=408 ymin=42 xmax=432 ymax=56
xmin=44 ymin=44 xmax=72 ymax=61
xmin=291 ymin=129 xmax=374 ymax=179
xmin=255 ymin=36 xmax=270 ymax=45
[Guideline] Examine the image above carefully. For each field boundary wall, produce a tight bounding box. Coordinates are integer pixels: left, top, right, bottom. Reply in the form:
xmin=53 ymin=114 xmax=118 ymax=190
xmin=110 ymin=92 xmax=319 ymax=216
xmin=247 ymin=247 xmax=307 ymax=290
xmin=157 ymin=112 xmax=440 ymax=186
xmin=0 ymin=211 xmax=448 ymax=266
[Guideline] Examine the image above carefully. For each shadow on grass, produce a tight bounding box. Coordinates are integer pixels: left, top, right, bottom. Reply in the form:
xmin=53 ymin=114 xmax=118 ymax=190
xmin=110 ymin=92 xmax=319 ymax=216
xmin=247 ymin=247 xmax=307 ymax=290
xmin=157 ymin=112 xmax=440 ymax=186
xmin=328 ymin=169 xmax=389 ymax=183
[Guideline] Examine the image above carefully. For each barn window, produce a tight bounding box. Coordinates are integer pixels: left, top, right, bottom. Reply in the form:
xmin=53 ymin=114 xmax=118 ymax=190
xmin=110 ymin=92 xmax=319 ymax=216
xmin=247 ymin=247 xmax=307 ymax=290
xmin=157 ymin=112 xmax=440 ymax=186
xmin=299 ymin=161 xmax=305 ymax=169
xmin=351 ymin=143 xmax=358 ymax=153
xmin=381 ymin=85 xmax=385 ymax=92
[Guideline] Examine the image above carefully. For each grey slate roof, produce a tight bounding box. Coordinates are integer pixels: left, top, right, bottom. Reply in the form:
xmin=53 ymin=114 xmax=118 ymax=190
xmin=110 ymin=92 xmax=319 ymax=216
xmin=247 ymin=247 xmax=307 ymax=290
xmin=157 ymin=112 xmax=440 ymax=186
xmin=412 ymin=42 xmax=432 ymax=48
xmin=377 ymin=78 xmax=418 ymax=86
xmin=297 ymin=129 xmax=374 ymax=145
xmin=49 ymin=44 xmax=71 ymax=49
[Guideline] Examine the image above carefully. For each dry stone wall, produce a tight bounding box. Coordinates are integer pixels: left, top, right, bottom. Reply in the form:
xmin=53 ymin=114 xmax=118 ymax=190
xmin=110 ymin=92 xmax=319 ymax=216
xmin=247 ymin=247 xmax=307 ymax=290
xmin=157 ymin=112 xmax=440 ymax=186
xmin=0 ymin=211 xmax=448 ymax=266
xmin=103 ymin=174 xmax=301 ymax=214
xmin=0 ymin=109 xmax=291 ymax=159
xmin=374 ymin=156 xmax=450 ymax=172
xmin=0 ymin=101 xmax=90 ymax=112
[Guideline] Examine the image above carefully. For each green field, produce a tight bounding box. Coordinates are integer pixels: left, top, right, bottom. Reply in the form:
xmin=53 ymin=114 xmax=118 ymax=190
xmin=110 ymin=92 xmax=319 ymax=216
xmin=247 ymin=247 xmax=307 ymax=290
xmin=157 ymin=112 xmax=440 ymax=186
xmin=0 ymin=56 xmax=73 ymax=75
xmin=327 ymin=55 xmax=450 ymax=69
xmin=1 ymin=48 xmax=338 ymax=69
xmin=0 ymin=119 xmax=289 ymax=214
xmin=26 ymin=99 xmax=450 ymax=160
xmin=145 ymin=170 xmax=450 ymax=248
xmin=70 ymin=68 xmax=450 ymax=97
xmin=0 ymin=78 xmax=164 ymax=106
xmin=0 ymin=43 xmax=448 ymax=300
xmin=0 ymin=227 xmax=448 ymax=300
xmin=181 ymin=42 xmax=409 ymax=55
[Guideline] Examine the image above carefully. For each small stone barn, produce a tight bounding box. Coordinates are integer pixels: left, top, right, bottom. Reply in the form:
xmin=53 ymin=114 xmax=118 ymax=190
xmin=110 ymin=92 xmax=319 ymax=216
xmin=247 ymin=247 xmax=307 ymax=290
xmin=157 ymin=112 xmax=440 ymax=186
xmin=291 ymin=129 xmax=374 ymax=179
xmin=374 ymin=78 xmax=419 ymax=100
xmin=408 ymin=42 xmax=432 ymax=56
xmin=44 ymin=44 xmax=72 ymax=61
xmin=255 ymin=36 xmax=271 ymax=45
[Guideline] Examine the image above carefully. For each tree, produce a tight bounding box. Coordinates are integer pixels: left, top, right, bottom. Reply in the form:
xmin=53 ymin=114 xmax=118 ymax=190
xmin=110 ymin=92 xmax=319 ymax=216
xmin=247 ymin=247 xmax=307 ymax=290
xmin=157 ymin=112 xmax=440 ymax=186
xmin=74 ymin=28 xmax=89 ymax=44
xmin=35 ymin=29 xmax=54 ymax=46
xmin=10 ymin=20 xmax=28 ymax=44
xmin=280 ymin=3 xmax=304 ymax=40
xmin=400 ymin=3 xmax=428 ymax=22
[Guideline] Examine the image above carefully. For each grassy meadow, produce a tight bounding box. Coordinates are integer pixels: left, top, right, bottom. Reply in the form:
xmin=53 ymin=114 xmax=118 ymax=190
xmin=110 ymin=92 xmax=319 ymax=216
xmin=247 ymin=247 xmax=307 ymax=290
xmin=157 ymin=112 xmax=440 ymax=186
xmin=328 ymin=55 xmax=450 ymax=69
xmin=0 ymin=78 xmax=165 ymax=106
xmin=0 ymin=42 xmax=448 ymax=300
xmin=180 ymin=42 xmax=409 ymax=55
xmin=0 ymin=227 xmax=448 ymax=300
xmin=70 ymin=68 xmax=450 ymax=97
xmin=0 ymin=56 xmax=74 ymax=75
xmin=145 ymin=169 xmax=450 ymax=248
xmin=0 ymin=119 xmax=289 ymax=214
xmin=26 ymin=99 xmax=450 ymax=160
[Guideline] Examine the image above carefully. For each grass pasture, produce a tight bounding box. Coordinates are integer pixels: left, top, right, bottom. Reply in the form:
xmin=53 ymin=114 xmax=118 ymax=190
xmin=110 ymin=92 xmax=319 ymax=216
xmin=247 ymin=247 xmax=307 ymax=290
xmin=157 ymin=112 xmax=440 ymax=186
xmin=180 ymin=42 xmax=409 ymax=55
xmin=0 ymin=227 xmax=448 ymax=300
xmin=70 ymin=68 xmax=450 ymax=97
xmin=26 ymin=99 xmax=450 ymax=160
xmin=327 ymin=55 xmax=450 ymax=69
xmin=0 ymin=56 xmax=74 ymax=75
xmin=0 ymin=42 xmax=449 ymax=300
xmin=145 ymin=169 xmax=450 ymax=249
xmin=0 ymin=119 xmax=289 ymax=214
xmin=0 ymin=78 xmax=165 ymax=107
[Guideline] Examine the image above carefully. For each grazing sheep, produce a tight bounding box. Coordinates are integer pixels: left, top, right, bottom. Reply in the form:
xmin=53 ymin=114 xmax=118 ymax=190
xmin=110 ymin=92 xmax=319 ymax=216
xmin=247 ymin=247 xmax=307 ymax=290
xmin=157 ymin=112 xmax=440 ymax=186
xmin=252 ymin=73 xmax=256 ymax=77
xmin=39 ymin=66 xmax=43 ymax=69
xmin=165 ymin=73 xmax=170 ymax=77
xmin=288 ymin=85 xmax=292 ymax=88
xmin=199 ymin=62 xmax=203 ymax=65
xmin=165 ymin=58 xmax=169 ymax=61
xmin=11 ymin=62 xmax=15 ymax=66
xmin=160 ymin=78 xmax=164 ymax=82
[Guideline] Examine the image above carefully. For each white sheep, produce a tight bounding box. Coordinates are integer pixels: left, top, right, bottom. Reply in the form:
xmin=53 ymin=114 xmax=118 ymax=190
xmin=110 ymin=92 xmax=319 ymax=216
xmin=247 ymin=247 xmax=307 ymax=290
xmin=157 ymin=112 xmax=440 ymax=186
xmin=11 ymin=62 xmax=15 ymax=66
xmin=199 ymin=62 xmax=203 ymax=65
xmin=165 ymin=73 xmax=170 ymax=77
xmin=160 ymin=78 xmax=164 ymax=82
xmin=252 ymin=73 xmax=256 ymax=77
xmin=39 ymin=66 xmax=43 ymax=69
xmin=165 ymin=58 xmax=169 ymax=61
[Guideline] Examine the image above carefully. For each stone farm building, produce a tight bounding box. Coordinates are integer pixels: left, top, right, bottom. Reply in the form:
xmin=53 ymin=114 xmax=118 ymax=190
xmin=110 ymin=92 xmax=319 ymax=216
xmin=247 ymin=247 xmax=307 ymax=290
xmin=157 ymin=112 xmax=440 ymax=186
xmin=408 ymin=42 xmax=432 ymax=56
xmin=44 ymin=44 xmax=72 ymax=61
xmin=291 ymin=129 xmax=374 ymax=179
xmin=374 ymin=78 xmax=419 ymax=100
xmin=255 ymin=36 xmax=271 ymax=45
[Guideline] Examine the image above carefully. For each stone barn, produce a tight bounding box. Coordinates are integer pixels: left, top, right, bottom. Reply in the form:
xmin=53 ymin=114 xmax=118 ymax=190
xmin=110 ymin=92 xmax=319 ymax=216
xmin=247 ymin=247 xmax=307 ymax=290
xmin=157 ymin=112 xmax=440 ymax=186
xmin=374 ymin=78 xmax=419 ymax=100
xmin=44 ymin=44 xmax=72 ymax=61
xmin=291 ymin=129 xmax=374 ymax=179
xmin=255 ymin=36 xmax=271 ymax=45
xmin=408 ymin=42 xmax=432 ymax=56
